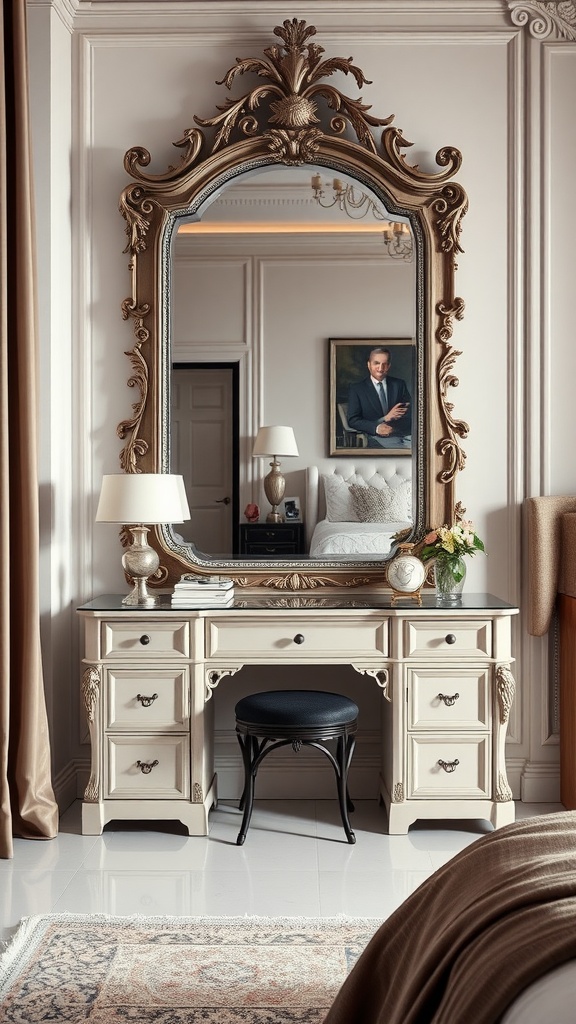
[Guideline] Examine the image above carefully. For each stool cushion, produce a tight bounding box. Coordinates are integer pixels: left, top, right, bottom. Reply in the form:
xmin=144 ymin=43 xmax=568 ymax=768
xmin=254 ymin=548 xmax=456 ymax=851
xmin=235 ymin=690 xmax=358 ymax=729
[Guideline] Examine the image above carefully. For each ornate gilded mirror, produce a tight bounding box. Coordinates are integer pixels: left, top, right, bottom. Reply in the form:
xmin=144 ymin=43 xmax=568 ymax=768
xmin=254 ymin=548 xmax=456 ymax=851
xmin=118 ymin=19 xmax=468 ymax=590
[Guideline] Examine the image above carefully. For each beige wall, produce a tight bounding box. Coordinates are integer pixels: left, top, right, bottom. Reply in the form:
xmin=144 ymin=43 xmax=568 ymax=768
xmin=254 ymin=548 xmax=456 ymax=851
xmin=27 ymin=0 xmax=576 ymax=806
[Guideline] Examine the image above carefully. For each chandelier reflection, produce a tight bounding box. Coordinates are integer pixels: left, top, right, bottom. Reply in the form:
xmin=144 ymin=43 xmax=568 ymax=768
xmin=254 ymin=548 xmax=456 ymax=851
xmin=311 ymin=175 xmax=413 ymax=260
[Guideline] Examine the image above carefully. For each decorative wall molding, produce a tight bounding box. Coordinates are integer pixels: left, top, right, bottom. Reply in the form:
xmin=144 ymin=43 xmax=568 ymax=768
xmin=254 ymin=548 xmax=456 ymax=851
xmin=28 ymin=0 xmax=77 ymax=31
xmin=521 ymin=759 xmax=561 ymax=802
xmin=507 ymin=0 xmax=576 ymax=39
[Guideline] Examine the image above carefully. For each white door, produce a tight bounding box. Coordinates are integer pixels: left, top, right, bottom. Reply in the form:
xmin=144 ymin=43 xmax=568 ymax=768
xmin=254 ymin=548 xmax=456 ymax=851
xmin=171 ymin=367 xmax=234 ymax=554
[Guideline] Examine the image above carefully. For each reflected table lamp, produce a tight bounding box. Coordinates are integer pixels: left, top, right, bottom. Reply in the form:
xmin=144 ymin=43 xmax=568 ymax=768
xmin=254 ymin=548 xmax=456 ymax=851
xmin=96 ymin=473 xmax=191 ymax=606
xmin=252 ymin=425 xmax=299 ymax=523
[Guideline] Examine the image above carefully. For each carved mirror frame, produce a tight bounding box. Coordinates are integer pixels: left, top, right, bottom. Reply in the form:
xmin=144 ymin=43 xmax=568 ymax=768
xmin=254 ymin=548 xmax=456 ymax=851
xmin=118 ymin=19 xmax=468 ymax=591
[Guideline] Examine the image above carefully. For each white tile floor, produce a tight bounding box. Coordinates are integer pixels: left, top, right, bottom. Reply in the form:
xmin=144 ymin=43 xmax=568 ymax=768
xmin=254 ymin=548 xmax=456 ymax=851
xmin=0 ymin=799 xmax=564 ymax=946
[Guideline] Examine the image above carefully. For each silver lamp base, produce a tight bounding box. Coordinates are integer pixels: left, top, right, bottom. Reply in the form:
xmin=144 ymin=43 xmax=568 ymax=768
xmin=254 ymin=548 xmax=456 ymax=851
xmin=121 ymin=525 xmax=160 ymax=606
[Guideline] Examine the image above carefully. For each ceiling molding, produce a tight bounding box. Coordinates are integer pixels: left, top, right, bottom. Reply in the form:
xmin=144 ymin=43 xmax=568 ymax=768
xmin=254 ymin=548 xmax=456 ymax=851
xmin=28 ymin=0 xmax=510 ymax=33
xmin=31 ymin=0 xmax=576 ymax=43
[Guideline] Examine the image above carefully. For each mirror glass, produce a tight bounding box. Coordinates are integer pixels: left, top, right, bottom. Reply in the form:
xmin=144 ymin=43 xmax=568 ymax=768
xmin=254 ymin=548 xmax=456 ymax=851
xmin=169 ymin=165 xmax=416 ymax=559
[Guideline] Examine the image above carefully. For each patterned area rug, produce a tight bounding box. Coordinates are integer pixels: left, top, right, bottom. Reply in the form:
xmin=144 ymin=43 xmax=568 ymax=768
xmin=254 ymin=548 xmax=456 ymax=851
xmin=0 ymin=914 xmax=380 ymax=1022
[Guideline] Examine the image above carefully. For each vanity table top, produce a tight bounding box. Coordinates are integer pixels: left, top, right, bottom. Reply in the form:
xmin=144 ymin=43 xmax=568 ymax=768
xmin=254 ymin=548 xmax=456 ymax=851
xmin=78 ymin=594 xmax=519 ymax=614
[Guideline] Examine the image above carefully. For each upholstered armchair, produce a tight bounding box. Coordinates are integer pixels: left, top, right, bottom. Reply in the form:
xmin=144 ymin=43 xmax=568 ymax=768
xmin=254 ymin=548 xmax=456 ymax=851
xmin=526 ymin=495 xmax=576 ymax=809
xmin=526 ymin=496 xmax=576 ymax=636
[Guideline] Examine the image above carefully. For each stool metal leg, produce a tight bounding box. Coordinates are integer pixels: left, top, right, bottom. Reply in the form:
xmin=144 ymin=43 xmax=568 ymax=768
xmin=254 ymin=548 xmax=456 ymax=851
xmin=236 ymin=733 xmax=257 ymax=845
xmin=336 ymin=734 xmax=356 ymax=844
xmin=236 ymin=734 xmax=278 ymax=845
xmin=237 ymin=733 xmax=258 ymax=812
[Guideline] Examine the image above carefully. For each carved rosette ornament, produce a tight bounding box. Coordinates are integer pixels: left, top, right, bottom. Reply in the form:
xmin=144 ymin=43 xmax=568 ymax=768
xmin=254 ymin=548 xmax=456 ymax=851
xmin=507 ymin=1 xmax=576 ymax=39
xmin=118 ymin=18 xmax=468 ymax=589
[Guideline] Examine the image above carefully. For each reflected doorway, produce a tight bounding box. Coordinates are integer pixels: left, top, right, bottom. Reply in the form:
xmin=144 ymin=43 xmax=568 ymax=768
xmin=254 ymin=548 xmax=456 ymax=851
xmin=171 ymin=363 xmax=239 ymax=555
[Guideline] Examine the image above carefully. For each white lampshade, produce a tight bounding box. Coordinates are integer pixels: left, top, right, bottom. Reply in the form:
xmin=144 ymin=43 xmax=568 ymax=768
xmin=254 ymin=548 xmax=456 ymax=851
xmin=252 ymin=425 xmax=299 ymax=458
xmin=96 ymin=474 xmax=191 ymax=524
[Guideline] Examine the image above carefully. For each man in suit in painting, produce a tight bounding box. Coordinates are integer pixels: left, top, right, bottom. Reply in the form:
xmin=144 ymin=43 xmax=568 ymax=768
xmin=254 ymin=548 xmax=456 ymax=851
xmin=347 ymin=346 xmax=411 ymax=449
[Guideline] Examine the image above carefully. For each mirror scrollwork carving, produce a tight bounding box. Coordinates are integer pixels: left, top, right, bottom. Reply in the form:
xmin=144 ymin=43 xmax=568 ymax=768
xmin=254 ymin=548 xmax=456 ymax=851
xmin=118 ymin=18 xmax=469 ymax=590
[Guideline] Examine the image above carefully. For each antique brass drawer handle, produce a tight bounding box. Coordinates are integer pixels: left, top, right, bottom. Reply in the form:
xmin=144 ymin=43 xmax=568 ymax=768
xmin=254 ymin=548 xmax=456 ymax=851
xmin=136 ymin=693 xmax=158 ymax=707
xmin=437 ymin=758 xmax=460 ymax=773
xmin=136 ymin=759 xmax=159 ymax=774
xmin=437 ymin=692 xmax=460 ymax=707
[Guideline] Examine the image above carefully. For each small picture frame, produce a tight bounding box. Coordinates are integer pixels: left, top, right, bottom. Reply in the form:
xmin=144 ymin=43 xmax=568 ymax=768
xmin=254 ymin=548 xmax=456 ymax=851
xmin=282 ymin=496 xmax=301 ymax=522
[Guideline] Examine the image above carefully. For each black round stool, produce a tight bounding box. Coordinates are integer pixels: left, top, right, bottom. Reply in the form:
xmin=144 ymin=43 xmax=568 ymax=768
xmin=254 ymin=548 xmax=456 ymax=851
xmin=234 ymin=689 xmax=358 ymax=846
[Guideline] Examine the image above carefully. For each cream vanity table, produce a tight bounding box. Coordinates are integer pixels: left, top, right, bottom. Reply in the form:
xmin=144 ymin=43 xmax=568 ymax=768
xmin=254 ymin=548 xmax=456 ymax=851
xmin=78 ymin=593 xmax=518 ymax=836
xmin=88 ymin=26 xmax=520 ymax=836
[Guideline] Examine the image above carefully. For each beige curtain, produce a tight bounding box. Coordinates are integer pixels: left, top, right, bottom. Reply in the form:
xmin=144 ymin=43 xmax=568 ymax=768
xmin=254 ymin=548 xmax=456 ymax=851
xmin=0 ymin=0 xmax=59 ymax=858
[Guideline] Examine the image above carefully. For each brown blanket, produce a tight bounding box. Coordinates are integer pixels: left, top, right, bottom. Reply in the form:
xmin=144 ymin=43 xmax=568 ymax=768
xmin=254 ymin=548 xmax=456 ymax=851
xmin=324 ymin=811 xmax=576 ymax=1024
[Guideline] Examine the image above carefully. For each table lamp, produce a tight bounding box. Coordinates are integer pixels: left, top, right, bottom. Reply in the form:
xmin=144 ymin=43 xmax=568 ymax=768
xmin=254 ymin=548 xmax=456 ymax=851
xmin=96 ymin=473 xmax=191 ymax=606
xmin=252 ymin=425 xmax=299 ymax=523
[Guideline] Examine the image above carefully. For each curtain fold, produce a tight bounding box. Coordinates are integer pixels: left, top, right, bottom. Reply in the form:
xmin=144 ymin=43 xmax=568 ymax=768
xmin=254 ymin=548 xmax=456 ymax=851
xmin=1 ymin=0 xmax=59 ymax=859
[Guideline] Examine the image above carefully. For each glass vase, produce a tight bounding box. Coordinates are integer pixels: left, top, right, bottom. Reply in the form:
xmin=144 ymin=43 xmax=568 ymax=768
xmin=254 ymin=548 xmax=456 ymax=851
xmin=434 ymin=553 xmax=467 ymax=606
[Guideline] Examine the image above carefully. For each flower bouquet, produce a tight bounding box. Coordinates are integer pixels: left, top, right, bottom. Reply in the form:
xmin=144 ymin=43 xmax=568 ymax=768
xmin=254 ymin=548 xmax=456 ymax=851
xmin=419 ymin=520 xmax=485 ymax=603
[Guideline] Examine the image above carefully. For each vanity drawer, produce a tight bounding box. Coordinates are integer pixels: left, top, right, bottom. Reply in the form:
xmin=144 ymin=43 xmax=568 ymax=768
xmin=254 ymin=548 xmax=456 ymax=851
xmin=206 ymin=616 xmax=388 ymax=659
xmin=105 ymin=735 xmax=189 ymax=799
xmin=407 ymin=735 xmax=490 ymax=799
xmin=403 ymin=620 xmax=491 ymax=659
xmin=105 ymin=669 xmax=189 ymax=731
xmin=407 ymin=667 xmax=490 ymax=731
xmin=102 ymin=621 xmax=189 ymax=659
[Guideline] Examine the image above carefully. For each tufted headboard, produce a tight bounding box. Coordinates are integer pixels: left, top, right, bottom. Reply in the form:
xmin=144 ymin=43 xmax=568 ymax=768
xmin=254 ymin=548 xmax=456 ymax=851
xmin=305 ymin=459 xmax=412 ymax=550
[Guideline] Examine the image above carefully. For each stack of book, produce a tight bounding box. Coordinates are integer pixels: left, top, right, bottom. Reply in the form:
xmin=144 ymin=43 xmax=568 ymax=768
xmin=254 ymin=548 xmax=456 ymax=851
xmin=171 ymin=574 xmax=235 ymax=608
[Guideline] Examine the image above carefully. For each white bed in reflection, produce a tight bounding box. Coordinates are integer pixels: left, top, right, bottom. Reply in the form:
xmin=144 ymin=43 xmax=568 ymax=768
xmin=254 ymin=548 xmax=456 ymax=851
xmin=305 ymin=460 xmax=412 ymax=557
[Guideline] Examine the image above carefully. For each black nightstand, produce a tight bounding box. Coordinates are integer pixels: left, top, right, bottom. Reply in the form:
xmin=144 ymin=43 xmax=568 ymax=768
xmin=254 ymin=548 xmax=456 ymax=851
xmin=239 ymin=521 xmax=305 ymax=556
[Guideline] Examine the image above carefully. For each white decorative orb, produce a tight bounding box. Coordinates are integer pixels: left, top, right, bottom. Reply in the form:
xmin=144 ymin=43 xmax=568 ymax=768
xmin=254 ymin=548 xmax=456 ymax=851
xmin=386 ymin=546 xmax=426 ymax=594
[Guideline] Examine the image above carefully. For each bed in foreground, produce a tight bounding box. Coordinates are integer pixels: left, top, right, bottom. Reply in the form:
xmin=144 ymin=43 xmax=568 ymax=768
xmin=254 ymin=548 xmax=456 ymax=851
xmin=324 ymin=811 xmax=576 ymax=1024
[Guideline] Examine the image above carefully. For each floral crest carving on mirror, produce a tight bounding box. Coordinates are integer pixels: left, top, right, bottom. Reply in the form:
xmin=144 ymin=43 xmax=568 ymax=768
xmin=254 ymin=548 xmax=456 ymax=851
xmin=118 ymin=18 xmax=468 ymax=591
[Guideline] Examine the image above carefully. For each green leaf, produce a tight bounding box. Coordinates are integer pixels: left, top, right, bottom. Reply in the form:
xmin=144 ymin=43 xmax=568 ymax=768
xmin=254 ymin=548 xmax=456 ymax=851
xmin=419 ymin=545 xmax=436 ymax=562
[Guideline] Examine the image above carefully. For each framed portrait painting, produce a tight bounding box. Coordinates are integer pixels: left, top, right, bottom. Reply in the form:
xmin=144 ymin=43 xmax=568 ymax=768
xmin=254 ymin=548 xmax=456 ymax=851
xmin=329 ymin=338 xmax=415 ymax=456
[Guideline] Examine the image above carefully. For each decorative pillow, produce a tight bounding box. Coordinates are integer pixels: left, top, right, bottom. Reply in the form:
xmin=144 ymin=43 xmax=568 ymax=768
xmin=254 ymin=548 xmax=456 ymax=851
xmin=322 ymin=475 xmax=360 ymax=522
xmin=350 ymin=481 xmax=412 ymax=522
